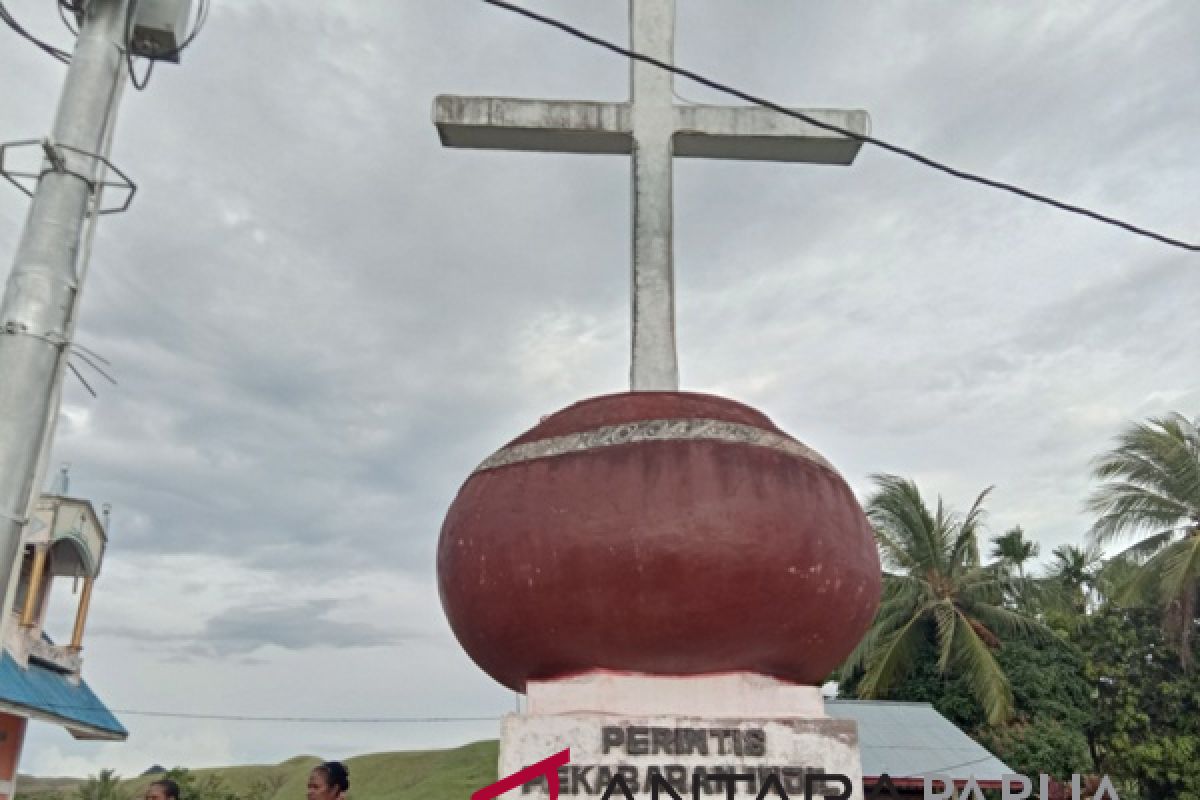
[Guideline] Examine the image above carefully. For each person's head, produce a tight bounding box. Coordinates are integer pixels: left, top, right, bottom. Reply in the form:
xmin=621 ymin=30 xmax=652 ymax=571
xmin=307 ymin=761 xmax=349 ymax=800
xmin=144 ymin=780 xmax=180 ymax=800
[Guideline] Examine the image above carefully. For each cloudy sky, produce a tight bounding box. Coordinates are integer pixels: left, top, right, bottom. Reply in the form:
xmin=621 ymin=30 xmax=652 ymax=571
xmin=1 ymin=0 xmax=1199 ymax=778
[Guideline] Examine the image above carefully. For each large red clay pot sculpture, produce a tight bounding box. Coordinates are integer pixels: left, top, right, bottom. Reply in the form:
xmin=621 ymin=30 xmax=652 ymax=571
xmin=438 ymin=392 xmax=881 ymax=692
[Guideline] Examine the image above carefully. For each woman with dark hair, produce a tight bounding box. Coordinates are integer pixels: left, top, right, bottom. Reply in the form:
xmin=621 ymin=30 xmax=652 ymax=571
xmin=307 ymin=761 xmax=350 ymax=800
xmin=144 ymin=780 xmax=180 ymax=800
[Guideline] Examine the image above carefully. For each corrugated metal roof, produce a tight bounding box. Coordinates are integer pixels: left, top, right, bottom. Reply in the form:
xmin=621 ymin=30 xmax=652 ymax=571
xmin=827 ymin=699 xmax=1010 ymax=781
xmin=0 ymin=650 xmax=126 ymax=740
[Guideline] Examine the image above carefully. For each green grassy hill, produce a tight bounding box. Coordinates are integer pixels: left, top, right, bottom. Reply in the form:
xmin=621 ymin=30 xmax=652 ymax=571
xmin=16 ymin=740 xmax=500 ymax=800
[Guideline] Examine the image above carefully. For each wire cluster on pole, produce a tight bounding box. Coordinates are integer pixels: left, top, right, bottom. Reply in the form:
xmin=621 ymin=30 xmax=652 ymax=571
xmin=481 ymin=0 xmax=1200 ymax=253
xmin=0 ymin=0 xmax=210 ymax=90
xmin=0 ymin=1 xmax=72 ymax=63
xmin=125 ymin=0 xmax=211 ymax=90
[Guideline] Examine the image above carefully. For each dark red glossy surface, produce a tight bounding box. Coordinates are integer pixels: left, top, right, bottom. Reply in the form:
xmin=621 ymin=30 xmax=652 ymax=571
xmin=437 ymin=392 xmax=881 ymax=691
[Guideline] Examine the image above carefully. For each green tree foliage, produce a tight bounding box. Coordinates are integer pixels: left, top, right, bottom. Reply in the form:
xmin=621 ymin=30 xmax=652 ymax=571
xmin=991 ymin=526 xmax=1040 ymax=580
xmin=979 ymin=638 xmax=1093 ymax=780
xmin=241 ymin=777 xmax=285 ymax=800
xmin=153 ymin=769 xmax=245 ymax=800
xmin=1047 ymin=543 xmax=1104 ymax=614
xmin=990 ymin=526 xmax=1044 ymax=612
xmin=842 ymin=631 xmax=1092 ymax=780
xmin=1086 ymin=412 xmax=1200 ymax=669
xmin=77 ymin=771 xmax=126 ymax=800
xmin=1081 ymin=606 xmax=1200 ymax=800
xmin=845 ymin=475 xmax=1057 ymax=725
xmin=1035 ymin=542 xmax=1108 ymax=636
xmin=842 ymin=633 xmax=984 ymax=730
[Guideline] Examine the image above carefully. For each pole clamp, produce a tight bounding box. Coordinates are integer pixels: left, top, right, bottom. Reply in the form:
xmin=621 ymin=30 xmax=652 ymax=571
xmin=0 ymin=138 xmax=137 ymax=214
xmin=0 ymin=324 xmax=69 ymax=349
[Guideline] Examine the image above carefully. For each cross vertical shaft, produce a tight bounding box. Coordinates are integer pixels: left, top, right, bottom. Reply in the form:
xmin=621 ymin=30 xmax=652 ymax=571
xmin=630 ymin=0 xmax=677 ymax=389
xmin=434 ymin=3 xmax=869 ymax=393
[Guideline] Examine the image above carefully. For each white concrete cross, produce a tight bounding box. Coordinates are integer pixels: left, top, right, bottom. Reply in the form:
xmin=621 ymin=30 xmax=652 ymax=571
xmin=435 ymin=0 xmax=869 ymax=391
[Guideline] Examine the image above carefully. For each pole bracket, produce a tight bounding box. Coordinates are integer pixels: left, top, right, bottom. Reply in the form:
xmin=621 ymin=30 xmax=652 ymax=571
xmin=0 ymin=138 xmax=137 ymax=214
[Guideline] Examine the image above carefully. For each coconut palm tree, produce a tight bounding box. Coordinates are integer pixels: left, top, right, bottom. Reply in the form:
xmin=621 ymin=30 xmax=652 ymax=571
xmin=845 ymin=474 xmax=1057 ymax=725
xmin=1035 ymin=542 xmax=1107 ymax=635
xmin=1046 ymin=542 xmax=1104 ymax=614
xmin=1086 ymin=412 xmax=1200 ymax=669
xmin=1093 ymin=552 xmax=1141 ymax=607
xmin=990 ymin=526 xmax=1040 ymax=580
xmin=990 ymin=526 xmax=1041 ymax=611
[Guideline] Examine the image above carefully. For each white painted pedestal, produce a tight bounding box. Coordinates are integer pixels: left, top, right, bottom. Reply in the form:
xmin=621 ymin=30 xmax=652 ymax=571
xmin=496 ymin=673 xmax=863 ymax=800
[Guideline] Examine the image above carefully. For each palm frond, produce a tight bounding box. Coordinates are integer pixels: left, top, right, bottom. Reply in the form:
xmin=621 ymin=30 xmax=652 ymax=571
xmin=841 ymin=619 xmax=886 ymax=677
xmin=1158 ymin=534 xmax=1200 ymax=607
xmin=958 ymin=568 xmax=1012 ymax=595
xmin=867 ymin=474 xmax=940 ymax=573
xmin=841 ymin=575 xmax=929 ymax=675
xmin=953 ymin=485 xmax=993 ymax=569
xmin=933 ymin=601 xmax=957 ymax=672
xmin=1094 ymin=553 xmax=1142 ymax=603
xmin=857 ymin=606 xmax=932 ymax=699
xmin=932 ymin=495 xmax=954 ymax=575
xmin=1087 ymin=415 xmax=1200 ymax=545
xmin=965 ymin=599 xmax=1060 ymax=644
xmin=1089 ymin=485 xmax=1193 ymax=545
xmin=1112 ymin=529 xmax=1180 ymax=563
xmin=1116 ymin=541 xmax=1186 ymax=607
xmin=880 ymin=572 xmax=935 ymax=607
xmin=874 ymin=527 xmax=920 ymax=573
xmin=950 ymin=610 xmax=1014 ymax=725
xmin=866 ymin=474 xmax=994 ymax=583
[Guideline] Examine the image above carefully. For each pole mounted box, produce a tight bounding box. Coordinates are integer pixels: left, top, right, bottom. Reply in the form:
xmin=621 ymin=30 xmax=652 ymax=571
xmin=129 ymin=0 xmax=193 ymax=63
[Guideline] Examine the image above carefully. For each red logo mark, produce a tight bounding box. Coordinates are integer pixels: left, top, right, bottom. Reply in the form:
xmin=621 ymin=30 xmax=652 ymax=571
xmin=471 ymin=748 xmax=571 ymax=800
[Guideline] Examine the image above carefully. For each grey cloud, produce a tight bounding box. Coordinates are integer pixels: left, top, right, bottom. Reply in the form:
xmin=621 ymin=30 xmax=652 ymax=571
xmin=1013 ymin=257 xmax=1200 ymax=359
xmin=94 ymin=598 xmax=415 ymax=659
xmin=192 ymin=599 xmax=411 ymax=657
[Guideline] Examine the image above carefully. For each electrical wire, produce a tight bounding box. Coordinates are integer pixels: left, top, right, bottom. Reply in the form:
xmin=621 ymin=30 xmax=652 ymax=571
xmin=149 ymin=0 xmax=209 ymax=61
xmin=482 ymin=0 xmax=1200 ymax=253
xmin=2 ymin=0 xmax=209 ymax=90
xmin=57 ymin=0 xmax=78 ymax=37
xmin=127 ymin=53 xmax=154 ymax=91
xmin=0 ymin=0 xmax=72 ymax=63
xmin=113 ymin=710 xmax=501 ymax=724
xmin=36 ymin=701 xmax=501 ymax=724
xmin=124 ymin=0 xmax=148 ymax=91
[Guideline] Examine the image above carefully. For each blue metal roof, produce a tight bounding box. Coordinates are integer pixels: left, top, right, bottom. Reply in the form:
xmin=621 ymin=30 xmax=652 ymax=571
xmin=827 ymin=699 xmax=1010 ymax=781
xmin=0 ymin=650 xmax=126 ymax=740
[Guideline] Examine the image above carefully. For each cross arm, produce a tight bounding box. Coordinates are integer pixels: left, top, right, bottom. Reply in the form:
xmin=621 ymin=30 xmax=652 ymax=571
xmin=434 ymin=95 xmax=632 ymax=155
xmin=673 ymin=106 xmax=869 ymax=164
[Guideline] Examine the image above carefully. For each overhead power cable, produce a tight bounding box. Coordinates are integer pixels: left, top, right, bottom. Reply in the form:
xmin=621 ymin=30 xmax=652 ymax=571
xmin=37 ymin=700 xmax=501 ymax=724
xmin=57 ymin=0 xmax=79 ymax=37
xmin=481 ymin=0 xmax=1200 ymax=253
xmin=0 ymin=1 xmax=72 ymax=63
xmin=113 ymin=710 xmax=501 ymax=724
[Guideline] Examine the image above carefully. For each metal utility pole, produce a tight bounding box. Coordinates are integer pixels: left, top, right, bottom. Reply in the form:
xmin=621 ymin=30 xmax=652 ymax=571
xmin=0 ymin=0 xmax=138 ymax=639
